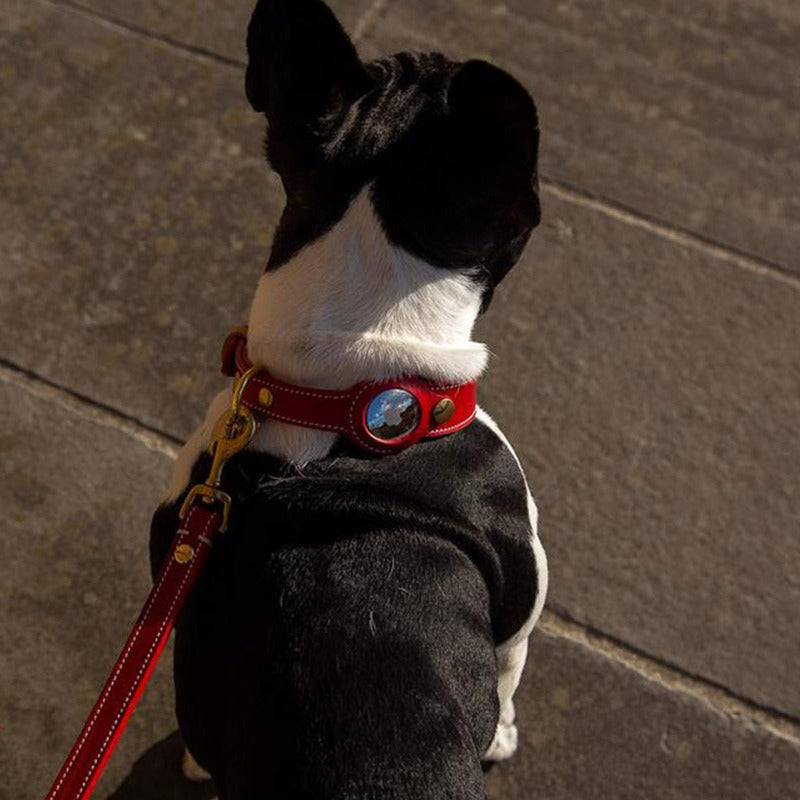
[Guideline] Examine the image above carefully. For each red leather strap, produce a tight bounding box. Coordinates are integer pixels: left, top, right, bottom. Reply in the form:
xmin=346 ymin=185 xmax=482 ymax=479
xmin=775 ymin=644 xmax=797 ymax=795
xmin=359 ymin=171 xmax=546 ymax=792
xmin=44 ymin=505 xmax=222 ymax=800
xmin=221 ymin=329 xmax=477 ymax=455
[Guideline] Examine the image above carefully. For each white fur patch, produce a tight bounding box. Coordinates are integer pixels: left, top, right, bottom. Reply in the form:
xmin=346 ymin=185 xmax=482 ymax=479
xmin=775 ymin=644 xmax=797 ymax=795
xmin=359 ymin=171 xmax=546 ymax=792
xmin=182 ymin=747 xmax=212 ymax=781
xmin=475 ymin=408 xmax=548 ymax=761
xmin=163 ymin=389 xmax=230 ymax=504
xmin=244 ymin=189 xmax=487 ymax=464
xmin=247 ymin=188 xmax=487 ymax=387
xmin=484 ymin=716 xmax=519 ymax=762
xmin=165 ymin=186 xmax=489 ymax=496
xmin=476 ymin=407 xmax=548 ymax=649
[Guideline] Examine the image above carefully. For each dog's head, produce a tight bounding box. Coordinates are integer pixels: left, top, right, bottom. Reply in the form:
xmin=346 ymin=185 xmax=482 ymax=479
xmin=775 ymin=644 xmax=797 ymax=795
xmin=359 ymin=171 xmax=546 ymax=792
xmin=246 ymin=0 xmax=540 ymax=311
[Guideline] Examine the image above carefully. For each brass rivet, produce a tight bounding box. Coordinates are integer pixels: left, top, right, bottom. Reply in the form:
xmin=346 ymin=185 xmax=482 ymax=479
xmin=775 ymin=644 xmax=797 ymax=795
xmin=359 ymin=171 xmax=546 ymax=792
xmin=258 ymin=388 xmax=274 ymax=408
xmin=174 ymin=544 xmax=195 ymax=564
xmin=432 ymin=398 xmax=456 ymax=425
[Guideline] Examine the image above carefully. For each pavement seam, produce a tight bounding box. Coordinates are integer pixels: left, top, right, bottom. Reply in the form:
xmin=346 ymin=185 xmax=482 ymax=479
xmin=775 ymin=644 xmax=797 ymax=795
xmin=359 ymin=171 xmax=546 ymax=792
xmin=542 ymin=178 xmax=800 ymax=292
xmin=36 ymin=0 xmax=247 ymax=69
xmin=33 ymin=0 xmax=800 ymax=291
xmin=540 ymin=609 xmax=800 ymax=747
xmin=0 ymin=359 xmax=180 ymax=460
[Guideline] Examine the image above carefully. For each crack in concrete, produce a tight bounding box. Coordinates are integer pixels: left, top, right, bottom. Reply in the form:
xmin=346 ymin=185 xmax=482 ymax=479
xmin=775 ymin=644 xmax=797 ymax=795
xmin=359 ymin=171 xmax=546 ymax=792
xmin=540 ymin=610 xmax=800 ymax=747
xmin=36 ymin=0 xmax=247 ymax=69
xmin=0 ymin=358 xmax=181 ymax=459
xmin=3 ymin=356 xmax=799 ymax=746
xmin=32 ymin=0 xmax=800 ymax=293
xmin=542 ymin=178 xmax=800 ymax=293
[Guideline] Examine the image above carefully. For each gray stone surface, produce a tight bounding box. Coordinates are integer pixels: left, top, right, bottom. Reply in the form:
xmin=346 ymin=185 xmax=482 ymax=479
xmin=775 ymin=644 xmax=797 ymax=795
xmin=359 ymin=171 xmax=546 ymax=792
xmin=2 ymin=0 xmax=799 ymax=719
xmin=3 ymin=1 xmax=800 ymax=793
xmin=1 ymin=0 xmax=264 ymax=439
xmin=361 ymin=0 xmax=800 ymax=271
xmin=37 ymin=0 xmax=800 ymax=270
xmin=490 ymin=629 xmax=800 ymax=800
xmin=70 ymin=0 xmax=379 ymax=62
xmin=2 ymin=381 xmax=798 ymax=800
xmin=476 ymin=193 xmax=800 ymax=717
xmin=0 ymin=380 xmax=176 ymax=798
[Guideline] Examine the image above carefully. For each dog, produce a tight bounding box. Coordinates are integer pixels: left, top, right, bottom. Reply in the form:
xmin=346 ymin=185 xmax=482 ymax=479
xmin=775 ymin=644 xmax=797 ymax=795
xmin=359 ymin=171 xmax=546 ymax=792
xmin=149 ymin=1 xmax=547 ymax=796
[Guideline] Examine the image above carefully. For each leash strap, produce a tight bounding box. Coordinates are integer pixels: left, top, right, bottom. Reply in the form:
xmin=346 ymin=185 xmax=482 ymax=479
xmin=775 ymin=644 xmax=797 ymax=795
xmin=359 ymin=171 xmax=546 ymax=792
xmin=44 ymin=505 xmax=222 ymax=800
xmin=44 ymin=365 xmax=259 ymax=800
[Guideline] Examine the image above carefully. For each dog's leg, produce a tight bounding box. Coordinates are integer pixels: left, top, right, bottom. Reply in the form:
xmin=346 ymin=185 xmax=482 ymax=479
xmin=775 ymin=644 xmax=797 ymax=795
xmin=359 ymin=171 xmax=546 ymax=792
xmin=182 ymin=748 xmax=212 ymax=782
xmin=484 ymin=637 xmax=528 ymax=761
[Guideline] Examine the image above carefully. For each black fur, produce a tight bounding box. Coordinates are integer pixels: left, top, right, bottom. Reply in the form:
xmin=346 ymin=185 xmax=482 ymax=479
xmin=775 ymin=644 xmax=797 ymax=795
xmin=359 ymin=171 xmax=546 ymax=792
xmin=151 ymin=1 xmax=544 ymax=795
xmin=245 ymin=0 xmax=540 ymax=311
xmin=151 ymin=424 xmax=537 ymax=798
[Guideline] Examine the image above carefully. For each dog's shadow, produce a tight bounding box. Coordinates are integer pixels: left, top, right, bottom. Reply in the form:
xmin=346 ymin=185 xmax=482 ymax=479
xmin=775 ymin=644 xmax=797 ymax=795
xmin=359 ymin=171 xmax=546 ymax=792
xmin=106 ymin=731 xmax=216 ymax=800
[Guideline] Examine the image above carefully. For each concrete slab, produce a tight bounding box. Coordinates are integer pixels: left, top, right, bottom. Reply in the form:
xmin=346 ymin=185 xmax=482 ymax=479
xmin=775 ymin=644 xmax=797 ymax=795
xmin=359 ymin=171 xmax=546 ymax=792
xmin=475 ymin=192 xmax=800 ymax=718
xmin=67 ymin=0 xmax=379 ymax=62
xmin=488 ymin=628 xmax=800 ymax=800
xmin=2 ymin=0 xmax=799 ymax=720
xmin=361 ymin=0 xmax=800 ymax=272
xmin=0 ymin=378 xmax=176 ymax=798
xmin=1 ymin=0 xmax=265 ymax=439
xmin=2 ymin=378 xmax=798 ymax=800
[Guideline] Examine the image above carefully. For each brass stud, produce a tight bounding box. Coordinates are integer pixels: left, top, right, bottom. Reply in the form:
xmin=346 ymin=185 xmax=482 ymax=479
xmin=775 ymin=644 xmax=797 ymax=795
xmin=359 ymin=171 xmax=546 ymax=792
xmin=258 ymin=388 xmax=274 ymax=408
xmin=174 ymin=544 xmax=195 ymax=564
xmin=432 ymin=398 xmax=456 ymax=425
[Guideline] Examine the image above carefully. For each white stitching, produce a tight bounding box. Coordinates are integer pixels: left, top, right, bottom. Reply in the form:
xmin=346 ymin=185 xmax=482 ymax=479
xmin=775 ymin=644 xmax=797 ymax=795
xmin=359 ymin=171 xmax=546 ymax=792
xmin=48 ymin=539 xmax=182 ymax=796
xmin=253 ymin=377 xmax=352 ymax=401
xmin=72 ymin=509 xmax=217 ymax=798
xmin=49 ymin=508 xmax=215 ymax=798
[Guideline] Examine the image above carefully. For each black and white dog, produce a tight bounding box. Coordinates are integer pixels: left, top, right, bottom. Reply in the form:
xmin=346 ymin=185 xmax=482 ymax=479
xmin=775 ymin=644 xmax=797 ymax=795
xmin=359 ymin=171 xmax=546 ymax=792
xmin=150 ymin=1 xmax=547 ymax=796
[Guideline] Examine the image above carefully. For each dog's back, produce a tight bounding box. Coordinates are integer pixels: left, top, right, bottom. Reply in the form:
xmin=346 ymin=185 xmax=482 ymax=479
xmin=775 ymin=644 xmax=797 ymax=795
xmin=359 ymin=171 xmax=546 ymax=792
xmin=152 ymin=420 xmax=539 ymax=798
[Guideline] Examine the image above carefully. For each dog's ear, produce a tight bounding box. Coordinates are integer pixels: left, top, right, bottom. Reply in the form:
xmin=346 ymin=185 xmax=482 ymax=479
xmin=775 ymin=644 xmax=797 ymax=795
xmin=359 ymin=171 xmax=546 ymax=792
xmin=448 ymin=61 xmax=541 ymax=309
xmin=245 ymin=0 xmax=369 ymax=134
xmin=448 ymin=60 xmax=540 ymax=185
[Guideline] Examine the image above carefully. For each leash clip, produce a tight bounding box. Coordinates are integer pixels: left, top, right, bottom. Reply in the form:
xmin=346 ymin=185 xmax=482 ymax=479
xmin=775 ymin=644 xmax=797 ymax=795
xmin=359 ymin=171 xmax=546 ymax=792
xmin=179 ymin=365 xmax=260 ymax=531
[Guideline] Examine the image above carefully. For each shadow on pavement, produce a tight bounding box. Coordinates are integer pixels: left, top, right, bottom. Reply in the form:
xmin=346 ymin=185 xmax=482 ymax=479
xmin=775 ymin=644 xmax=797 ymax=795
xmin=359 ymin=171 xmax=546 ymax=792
xmin=106 ymin=731 xmax=217 ymax=800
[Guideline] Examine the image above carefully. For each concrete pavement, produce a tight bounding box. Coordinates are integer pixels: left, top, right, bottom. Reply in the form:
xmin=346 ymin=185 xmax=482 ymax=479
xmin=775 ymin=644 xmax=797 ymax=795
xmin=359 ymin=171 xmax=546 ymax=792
xmin=1 ymin=0 xmax=799 ymax=797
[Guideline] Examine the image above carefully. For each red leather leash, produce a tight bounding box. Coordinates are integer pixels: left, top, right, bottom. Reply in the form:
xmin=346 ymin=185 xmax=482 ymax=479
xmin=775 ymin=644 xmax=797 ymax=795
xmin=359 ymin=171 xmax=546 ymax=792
xmin=44 ymin=330 xmax=479 ymax=799
xmin=44 ymin=364 xmax=259 ymax=800
xmin=44 ymin=505 xmax=222 ymax=800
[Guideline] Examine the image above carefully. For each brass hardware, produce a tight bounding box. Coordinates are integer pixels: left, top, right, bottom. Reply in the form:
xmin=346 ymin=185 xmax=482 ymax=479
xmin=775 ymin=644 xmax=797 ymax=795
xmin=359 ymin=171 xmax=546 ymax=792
xmin=230 ymin=365 xmax=260 ymax=418
xmin=179 ymin=365 xmax=260 ymax=531
xmin=432 ymin=398 xmax=456 ymax=425
xmin=258 ymin=388 xmax=274 ymax=408
xmin=180 ymin=485 xmax=236 ymax=532
xmin=174 ymin=544 xmax=195 ymax=564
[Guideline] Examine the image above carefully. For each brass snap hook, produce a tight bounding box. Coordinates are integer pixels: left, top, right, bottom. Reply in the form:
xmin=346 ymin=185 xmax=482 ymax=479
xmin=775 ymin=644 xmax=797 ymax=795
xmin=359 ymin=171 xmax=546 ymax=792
xmin=179 ymin=365 xmax=262 ymax=531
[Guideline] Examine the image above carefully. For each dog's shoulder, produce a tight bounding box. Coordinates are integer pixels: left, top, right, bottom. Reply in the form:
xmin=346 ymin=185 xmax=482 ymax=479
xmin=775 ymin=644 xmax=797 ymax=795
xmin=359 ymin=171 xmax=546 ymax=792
xmin=152 ymin=409 xmax=541 ymax=644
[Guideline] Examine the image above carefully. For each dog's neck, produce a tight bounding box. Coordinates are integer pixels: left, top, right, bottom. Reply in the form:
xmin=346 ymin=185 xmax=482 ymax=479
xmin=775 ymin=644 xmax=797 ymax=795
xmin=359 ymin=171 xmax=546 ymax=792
xmin=247 ymin=188 xmax=488 ymax=391
xmin=240 ymin=187 xmax=487 ymax=465
xmin=165 ymin=193 xmax=490 ymax=497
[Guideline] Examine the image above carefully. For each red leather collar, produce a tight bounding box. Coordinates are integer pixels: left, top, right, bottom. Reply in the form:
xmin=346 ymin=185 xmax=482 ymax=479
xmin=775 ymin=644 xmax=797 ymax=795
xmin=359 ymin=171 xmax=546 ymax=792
xmin=221 ymin=329 xmax=477 ymax=455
